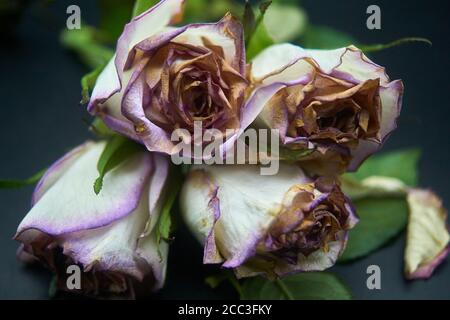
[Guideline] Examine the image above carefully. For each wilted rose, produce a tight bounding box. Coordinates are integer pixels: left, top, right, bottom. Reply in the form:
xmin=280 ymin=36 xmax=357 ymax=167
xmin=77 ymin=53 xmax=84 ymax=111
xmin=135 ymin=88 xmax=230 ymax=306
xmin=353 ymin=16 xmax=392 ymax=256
xmin=15 ymin=141 xmax=170 ymax=298
xmin=88 ymin=0 xmax=260 ymax=159
xmin=180 ymin=164 xmax=358 ymax=278
xmin=247 ymin=43 xmax=404 ymax=174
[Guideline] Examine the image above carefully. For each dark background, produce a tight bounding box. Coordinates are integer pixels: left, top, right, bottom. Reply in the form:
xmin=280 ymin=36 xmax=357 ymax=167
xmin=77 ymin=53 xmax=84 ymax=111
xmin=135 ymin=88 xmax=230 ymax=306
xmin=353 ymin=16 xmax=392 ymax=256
xmin=0 ymin=0 xmax=449 ymax=299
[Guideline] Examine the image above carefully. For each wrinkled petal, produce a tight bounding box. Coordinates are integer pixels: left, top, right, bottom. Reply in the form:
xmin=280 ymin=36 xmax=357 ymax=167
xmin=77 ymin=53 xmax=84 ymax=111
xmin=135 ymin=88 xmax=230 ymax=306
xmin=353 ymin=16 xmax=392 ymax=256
xmin=173 ymin=13 xmax=245 ymax=75
xmin=115 ymin=0 xmax=185 ymax=74
xmin=251 ymin=43 xmax=314 ymax=84
xmin=348 ymin=80 xmax=403 ymax=170
xmin=405 ymin=189 xmax=450 ymax=279
xmin=306 ymin=46 xmax=389 ymax=84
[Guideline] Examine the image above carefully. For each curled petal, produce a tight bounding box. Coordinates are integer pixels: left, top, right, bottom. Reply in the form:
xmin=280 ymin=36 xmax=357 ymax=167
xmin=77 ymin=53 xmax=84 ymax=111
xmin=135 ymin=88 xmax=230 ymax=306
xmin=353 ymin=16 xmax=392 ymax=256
xmin=115 ymin=0 xmax=185 ymax=73
xmin=173 ymin=13 xmax=246 ymax=75
xmin=405 ymin=189 xmax=450 ymax=280
xmin=348 ymin=80 xmax=403 ymax=170
xmin=306 ymin=46 xmax=389 ymax=84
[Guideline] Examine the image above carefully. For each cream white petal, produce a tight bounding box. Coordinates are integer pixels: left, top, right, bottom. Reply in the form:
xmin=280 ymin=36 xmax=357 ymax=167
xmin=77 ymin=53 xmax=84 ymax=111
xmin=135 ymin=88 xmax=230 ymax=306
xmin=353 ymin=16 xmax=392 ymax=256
xmin=32 ymin=141 xmax=94 ymax=204
xmin=59 ymin=185 xmax=150 ymax=280
xmin=405 ymin=189 xmax=450 ymax=279
xmin=17 ymin=142 xmax=153 ymax=236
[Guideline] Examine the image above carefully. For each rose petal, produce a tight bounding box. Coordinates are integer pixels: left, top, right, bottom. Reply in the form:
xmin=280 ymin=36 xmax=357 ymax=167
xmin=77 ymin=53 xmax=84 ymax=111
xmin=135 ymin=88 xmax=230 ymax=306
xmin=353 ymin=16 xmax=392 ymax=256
xmin=180 ymin=169 xmax=223 ymax=264
xmin=136 ymin=229 xmax=169 ymax=290
xmin=55 ymin=187 xmax=151 ymax=280
xmin=404 ymin=189 xmax=449 ymax=279
xmin=32 ymin=141 xmax=94 ymax=205
xmin=306 ymin=45 xmax=389 ymax=85
xmin=88 ymin=0 xmax=185 ymax=128
xmin=115 ymin=0 xmax=185 ymax=73
xmin=173 ymin=14 xmax=246 ymax=74
xmin=16 ymin=142 xmax=153 ymax=236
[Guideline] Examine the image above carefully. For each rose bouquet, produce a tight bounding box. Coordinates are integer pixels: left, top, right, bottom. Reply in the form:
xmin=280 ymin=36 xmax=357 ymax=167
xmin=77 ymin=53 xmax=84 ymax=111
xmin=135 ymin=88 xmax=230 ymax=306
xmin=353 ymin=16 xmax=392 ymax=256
xmin=2 ymin=0 xmax=448 ymax=300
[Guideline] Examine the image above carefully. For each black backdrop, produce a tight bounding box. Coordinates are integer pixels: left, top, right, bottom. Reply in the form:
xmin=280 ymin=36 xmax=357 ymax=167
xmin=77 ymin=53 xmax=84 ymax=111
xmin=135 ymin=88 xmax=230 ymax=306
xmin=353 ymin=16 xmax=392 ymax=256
xmin=0 ymin=0 xmax=449 ymax=299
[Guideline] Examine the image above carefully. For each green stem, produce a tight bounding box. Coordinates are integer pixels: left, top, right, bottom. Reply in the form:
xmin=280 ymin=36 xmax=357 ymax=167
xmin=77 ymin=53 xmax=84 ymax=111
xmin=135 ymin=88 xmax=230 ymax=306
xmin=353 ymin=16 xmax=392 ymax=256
xmin=228 ymin=274 xmax=244 ymax=298
xmin=0 ymin=168 xmax=47 ymax=189
xmin=360 ymin=37 xmax=432 ymax=53
xmin=275 ymin=279 xmax=294 ymax=300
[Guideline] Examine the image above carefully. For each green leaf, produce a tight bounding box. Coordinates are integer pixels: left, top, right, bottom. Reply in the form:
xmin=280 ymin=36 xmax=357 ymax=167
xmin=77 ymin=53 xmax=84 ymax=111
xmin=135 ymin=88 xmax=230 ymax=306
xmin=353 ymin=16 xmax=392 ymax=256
xmin=132 ymin=0 xmax=159 ymax=17
xmin=0 ymin=168 xmax=46 ymax=189
xmin=155 ymin=165 xmax=183 ymax=243
xmin=80 ymin=63 xmax=106 ymax=104
xmin=359 ymin=37 xmax=432 ymax=53
xmin=183 ymin=0 xmax=237 ymax=23
xmin=246 ymin=22 xmax=274 ymax=60
xmin=263 ymin=3 xmax=308 ymax=42
xmin=302 ymin=25 xmax=356 ymax=49
xmin=94 ymin=135 xmax=143 ymax=195
xmin=241 ymin=272 xmax=352 ymax=300
xmin=244 ymin=1 xmax=275 ymax=60
xmin=205 ymin=274 xmax=229 ymax=289
xmin=90 ymin=117 xmax=115 ymax=138
xmin=97 ymin=0 xmax=135 ymax=42
xmin=60 ymin=26 xmax=114 ymax=69
xmin=185 ymin=0 xmax=238 ymax=23
xmin=48 ymin=276 xmax=58 ymax=299
xmin=243 ymin=1 xmax=256 ymax=44
xmin=346 ymin=149 xmax=421 ymax=187
xmin=205 ymin=270 xmax=244 ymax=297
xmin=340 ymin=196 xmax=408 ymax=262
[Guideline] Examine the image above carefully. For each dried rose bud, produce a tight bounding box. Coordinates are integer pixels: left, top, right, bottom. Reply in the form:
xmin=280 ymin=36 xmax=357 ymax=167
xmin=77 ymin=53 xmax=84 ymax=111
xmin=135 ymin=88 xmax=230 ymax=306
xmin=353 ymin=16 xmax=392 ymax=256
xmin=247 ymin=43 xmax=404 ymax=174
xmin=15 ymin=142 xmax=170 ymax=298
xmin=180 ymin=164 xmax=358 ymax=278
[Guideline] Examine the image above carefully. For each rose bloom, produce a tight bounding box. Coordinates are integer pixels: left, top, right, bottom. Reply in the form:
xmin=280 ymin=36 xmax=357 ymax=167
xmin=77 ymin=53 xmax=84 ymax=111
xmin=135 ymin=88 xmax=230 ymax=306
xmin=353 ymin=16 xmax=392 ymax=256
xmin=88 ymin=0 xmax=259 ymax=159
xmin=247 ymin=43 xmax=404 ymax=174
xmin=180 ymin=164 xmax=358 ymax=278
xmin=15 ymin=142 xmax=169 ymax=298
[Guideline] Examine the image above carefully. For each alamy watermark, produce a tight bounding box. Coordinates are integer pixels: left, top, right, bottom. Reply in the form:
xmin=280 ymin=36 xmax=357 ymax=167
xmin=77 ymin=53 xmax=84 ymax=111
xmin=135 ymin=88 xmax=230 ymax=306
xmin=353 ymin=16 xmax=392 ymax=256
xmin=366 ymin=264 xmax=381 ymax=290
xmin=66 ymin=5 xmax=81 ymax=30
xmin=170 ymin=121 xmax=280 ymax=176
xmin=366 ymin=5 xmax=381 ymax=30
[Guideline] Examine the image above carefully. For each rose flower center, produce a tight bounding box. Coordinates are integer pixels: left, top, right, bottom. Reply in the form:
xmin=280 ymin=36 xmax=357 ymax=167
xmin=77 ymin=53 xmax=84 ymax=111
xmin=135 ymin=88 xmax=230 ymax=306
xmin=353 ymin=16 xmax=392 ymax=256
xmin=285 ymin=75 xmax=382 ymax=146
xmin=143 ymin=42 xmax=244 ymax=135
